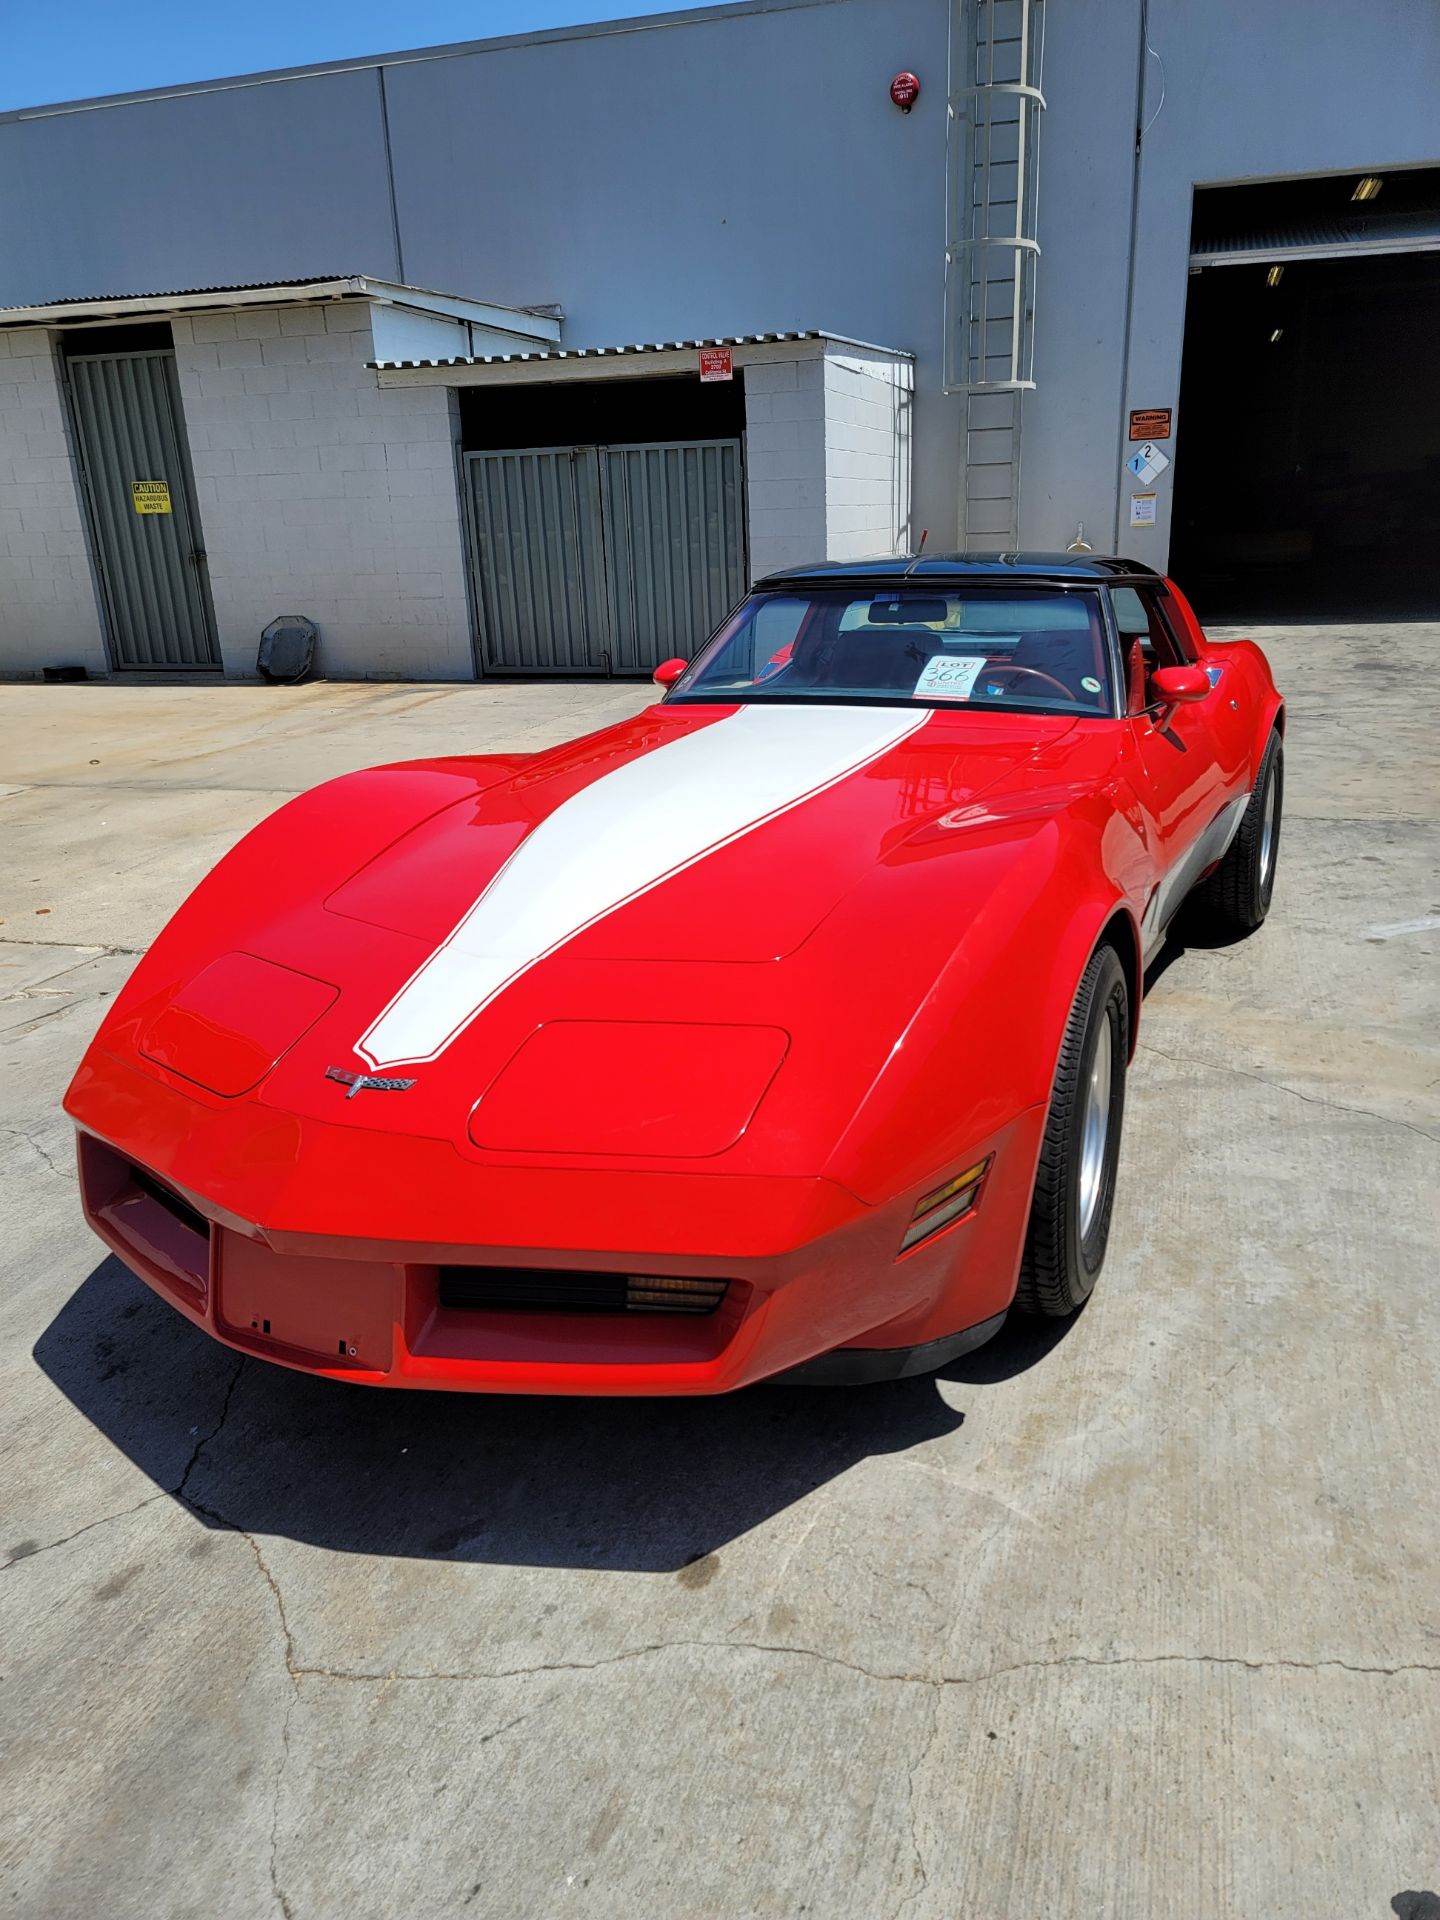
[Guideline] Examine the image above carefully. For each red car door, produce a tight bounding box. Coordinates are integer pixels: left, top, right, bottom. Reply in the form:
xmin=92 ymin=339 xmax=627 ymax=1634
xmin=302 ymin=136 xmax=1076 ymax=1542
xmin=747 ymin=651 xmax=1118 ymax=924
xmin=1114 ymin=584 xmax=1246 ymax=953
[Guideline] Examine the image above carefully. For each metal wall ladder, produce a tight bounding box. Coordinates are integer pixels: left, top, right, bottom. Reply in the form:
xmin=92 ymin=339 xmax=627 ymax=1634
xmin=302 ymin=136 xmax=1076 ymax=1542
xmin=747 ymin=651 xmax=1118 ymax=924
xmin=945 ymin=0 xmax=1047 ymax=551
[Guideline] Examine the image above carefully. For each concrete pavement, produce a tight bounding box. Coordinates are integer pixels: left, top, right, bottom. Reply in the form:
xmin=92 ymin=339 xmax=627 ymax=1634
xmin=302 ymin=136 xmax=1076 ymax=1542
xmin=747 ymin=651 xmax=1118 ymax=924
xmin=1 ymin=630 xmax=1437 ymax=1918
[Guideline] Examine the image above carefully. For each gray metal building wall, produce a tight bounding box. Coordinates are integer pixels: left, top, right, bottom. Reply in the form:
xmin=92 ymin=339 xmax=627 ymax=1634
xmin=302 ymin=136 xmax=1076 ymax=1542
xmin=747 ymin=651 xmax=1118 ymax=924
xmin=2 ymin=0 xmax=1438 ymax=574
xmin=1027 ymin=0 xmax=1440 ymax=562
xmin=0 ymin=0 xmax=958 ymax=552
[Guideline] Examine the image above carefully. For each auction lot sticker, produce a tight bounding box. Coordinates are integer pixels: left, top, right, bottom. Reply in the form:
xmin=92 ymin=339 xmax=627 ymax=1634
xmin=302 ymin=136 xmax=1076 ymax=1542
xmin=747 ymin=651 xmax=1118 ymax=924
xmin=131 ymin=480 xmax=172 ymax=514
xmin=914 ymin=654 xmax=985 ymax=699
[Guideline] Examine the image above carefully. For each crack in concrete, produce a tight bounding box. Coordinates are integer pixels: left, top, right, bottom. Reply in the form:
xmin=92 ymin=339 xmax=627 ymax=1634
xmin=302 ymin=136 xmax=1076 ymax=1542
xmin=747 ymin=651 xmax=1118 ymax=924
xmin=4 ymin=1000 xmax=94 ymax=1038
xmin=175 ymin=1357 xmax=247 ymax=1498
xmin=276 ymin=1639 xmax=1440 ymax=1692
xmin=3 ymin=1491 xmax=168 ymax=1570
xmin=5 ymin=1353 xmax=246 ymax=1569
xmin=1138 ymin=1041 xmax=1440 ymax=1145
xmin=171 ymin=1360 xmax=303 ymax=1918
xmin=258 ymin=1544 xmax=299 ymax=1920
xmin=0 ymin=1126 xmax=70 ymax=1180
xmin=0 ymin=937 xmax=142 ymax=956
xmin=181 ymin=1494 xmax=299 ymax=1918
xmin=895 ymin=1686 xmax=939 ymax=1919
xmin=16 ymin=778 xmax=313 ymax=796
xmin=0 ymin=949 xmax=119 ymax=995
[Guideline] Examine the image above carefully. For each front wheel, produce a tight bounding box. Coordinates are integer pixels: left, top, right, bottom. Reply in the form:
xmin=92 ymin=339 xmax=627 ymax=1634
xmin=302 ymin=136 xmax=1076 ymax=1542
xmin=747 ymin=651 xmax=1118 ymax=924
xmin=1014 ymin=943 xmax=1129 ymax=1318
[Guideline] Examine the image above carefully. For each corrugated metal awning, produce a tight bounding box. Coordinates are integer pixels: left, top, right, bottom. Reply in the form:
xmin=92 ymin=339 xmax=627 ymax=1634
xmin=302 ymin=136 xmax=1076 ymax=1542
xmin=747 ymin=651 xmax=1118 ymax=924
xmin=0 ymin=276 xmax=562 ymax=341
xmin=1190 ymin=207 xmax=1440 ymax=267
xmin=369 ymin=329 xmax=912 ymax=371
xmin=2 ymin=275 xmax=357 ymax=309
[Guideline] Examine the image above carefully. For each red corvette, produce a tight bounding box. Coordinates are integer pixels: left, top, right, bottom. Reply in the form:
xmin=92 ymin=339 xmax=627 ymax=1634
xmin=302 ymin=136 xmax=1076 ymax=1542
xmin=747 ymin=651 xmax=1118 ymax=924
xmin=65 ymin=555 xmax=1283 ymax=1393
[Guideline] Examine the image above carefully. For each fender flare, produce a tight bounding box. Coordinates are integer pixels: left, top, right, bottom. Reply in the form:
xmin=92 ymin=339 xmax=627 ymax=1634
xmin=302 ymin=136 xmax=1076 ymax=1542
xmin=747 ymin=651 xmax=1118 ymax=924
xmin=1043 ymin=894 xmax=1144 ymax=1077
xmin=1255 ymin=693 xmax=1285 ymax=776
xmin=824 ymin=841 xmax=1145 ymax=1207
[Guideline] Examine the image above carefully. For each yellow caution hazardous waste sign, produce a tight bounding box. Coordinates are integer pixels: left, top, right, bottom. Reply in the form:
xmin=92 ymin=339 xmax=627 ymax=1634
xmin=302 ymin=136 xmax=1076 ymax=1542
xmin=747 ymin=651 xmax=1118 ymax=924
xmin=131 ymin=480 xmax=172 ymax=514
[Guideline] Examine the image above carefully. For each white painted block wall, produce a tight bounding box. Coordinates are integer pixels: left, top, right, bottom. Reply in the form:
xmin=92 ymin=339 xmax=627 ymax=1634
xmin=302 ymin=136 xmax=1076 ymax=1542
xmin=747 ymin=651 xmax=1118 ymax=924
xmin=171 ymin=302 xmax=475 ymax=679
xmin=742 ymin=346 xmax=911 ymax=584
xmin=822 ymin=347 xmax=913 ymax=562
xmin=0 ymin=329 xmax=108 ymax=676
xmin=742 ymin=356 xmax=828 ymax=585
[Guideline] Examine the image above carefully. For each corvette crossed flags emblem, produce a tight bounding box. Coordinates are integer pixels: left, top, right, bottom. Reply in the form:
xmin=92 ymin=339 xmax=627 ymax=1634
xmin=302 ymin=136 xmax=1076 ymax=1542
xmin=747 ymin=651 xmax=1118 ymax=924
xmin=325 ymin=1065 xmax=416 ymax=1099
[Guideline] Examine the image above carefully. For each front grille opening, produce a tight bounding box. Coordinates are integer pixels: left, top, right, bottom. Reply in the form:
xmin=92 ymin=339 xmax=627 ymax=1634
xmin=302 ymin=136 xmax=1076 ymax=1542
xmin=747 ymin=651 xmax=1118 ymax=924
xmin=131 ymin=1164 xmax=210 ymax=1239
xmin=438 ymin=1267 xmax=728 ymax=1316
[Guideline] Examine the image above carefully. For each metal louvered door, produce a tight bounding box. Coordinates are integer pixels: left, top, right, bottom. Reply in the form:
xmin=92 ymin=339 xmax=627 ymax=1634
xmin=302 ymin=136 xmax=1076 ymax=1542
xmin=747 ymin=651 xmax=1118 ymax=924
xmin=466 ymin=446 xmax=608 ymax=674
xmin=67 ymin=350 xmax=218 ymax=670
xmin=600 ymin=440 xmax=745 ymax=674
xmin=465 ymin=439 xmax=746 ymax=676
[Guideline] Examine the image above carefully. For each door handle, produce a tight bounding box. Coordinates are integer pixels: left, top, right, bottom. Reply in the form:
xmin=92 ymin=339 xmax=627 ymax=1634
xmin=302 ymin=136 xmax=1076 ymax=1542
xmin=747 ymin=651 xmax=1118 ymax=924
xmin=189 ymin=550 xmax=207 ymax=565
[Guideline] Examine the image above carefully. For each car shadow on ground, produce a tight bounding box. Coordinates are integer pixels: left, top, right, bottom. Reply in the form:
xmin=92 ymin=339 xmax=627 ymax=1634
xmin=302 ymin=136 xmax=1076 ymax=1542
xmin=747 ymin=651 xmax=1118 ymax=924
xmin=35 ymin=1255 xmax=1077 ymax=1573
xmin=1143 ymin=903 xmax=1254 ymax=995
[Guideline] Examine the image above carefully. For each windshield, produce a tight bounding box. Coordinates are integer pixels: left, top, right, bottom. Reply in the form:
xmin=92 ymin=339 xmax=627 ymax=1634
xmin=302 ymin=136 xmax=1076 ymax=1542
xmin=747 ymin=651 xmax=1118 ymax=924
xmin=668 ymin=586 xmax=1115 ymax=716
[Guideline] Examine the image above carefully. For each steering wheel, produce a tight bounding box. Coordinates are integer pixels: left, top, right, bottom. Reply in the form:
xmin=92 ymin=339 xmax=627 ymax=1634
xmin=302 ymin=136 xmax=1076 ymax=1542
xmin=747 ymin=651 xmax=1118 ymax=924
xmin=977 ymin=663 xmax=1081 ymax=703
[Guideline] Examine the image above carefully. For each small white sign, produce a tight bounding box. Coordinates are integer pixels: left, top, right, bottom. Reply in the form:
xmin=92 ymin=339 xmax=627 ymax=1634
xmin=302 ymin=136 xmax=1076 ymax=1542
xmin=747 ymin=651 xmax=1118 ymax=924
xmin=1126 ymin=442 xmax=1171 ymax=485
xmin=1130 ymin=492 xmax=1158 ymax=527
xmin=914 ymin=654 xmax=986 ymax=700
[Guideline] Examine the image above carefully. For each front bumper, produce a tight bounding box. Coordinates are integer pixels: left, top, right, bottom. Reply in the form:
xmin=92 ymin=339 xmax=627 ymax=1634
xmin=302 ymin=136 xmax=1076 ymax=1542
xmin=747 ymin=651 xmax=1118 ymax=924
xmin=69 ymin=1051 xmax=1038 ymax=1397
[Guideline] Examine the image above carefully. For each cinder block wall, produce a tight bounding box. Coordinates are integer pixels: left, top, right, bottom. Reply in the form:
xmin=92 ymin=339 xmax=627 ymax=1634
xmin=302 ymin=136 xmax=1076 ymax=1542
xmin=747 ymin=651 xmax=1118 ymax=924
xmin=0 ymin=329 xmax=108 ymax=677
xmin=822 ymin=347 xmax=913 ymax=561
xmin=171 ymin=302 xmax=475 ymax=679
xmin=741 ymin=357 xmax=827 ymax=584
xmin=742 ymin=348 xmax=912 ymax=585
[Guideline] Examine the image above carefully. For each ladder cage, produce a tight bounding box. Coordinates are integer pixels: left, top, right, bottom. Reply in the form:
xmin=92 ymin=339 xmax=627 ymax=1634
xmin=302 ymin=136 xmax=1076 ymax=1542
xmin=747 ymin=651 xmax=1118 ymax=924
xmin=945 ymin=0 xmax=1047 ymax=548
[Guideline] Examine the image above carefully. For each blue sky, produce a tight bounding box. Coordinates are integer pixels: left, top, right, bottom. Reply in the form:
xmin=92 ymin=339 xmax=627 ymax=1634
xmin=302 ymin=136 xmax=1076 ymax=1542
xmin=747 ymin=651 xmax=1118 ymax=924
xmin=2 ymin=0 xmax=717 ymax=111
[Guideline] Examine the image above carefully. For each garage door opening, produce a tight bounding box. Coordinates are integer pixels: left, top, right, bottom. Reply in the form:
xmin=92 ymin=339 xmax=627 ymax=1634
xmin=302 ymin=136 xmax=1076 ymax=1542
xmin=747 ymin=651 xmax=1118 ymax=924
xmin=460 ymin=374 xmax=748 ymax=676
xmin=1170 ymin=170 xmax=1440 ymax=621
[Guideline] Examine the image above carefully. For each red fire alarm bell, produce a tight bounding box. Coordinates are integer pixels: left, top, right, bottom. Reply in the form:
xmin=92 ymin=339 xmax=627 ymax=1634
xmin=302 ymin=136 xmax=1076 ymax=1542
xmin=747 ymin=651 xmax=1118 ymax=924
xmin=890 ymin=71 xmax=920 ymax=112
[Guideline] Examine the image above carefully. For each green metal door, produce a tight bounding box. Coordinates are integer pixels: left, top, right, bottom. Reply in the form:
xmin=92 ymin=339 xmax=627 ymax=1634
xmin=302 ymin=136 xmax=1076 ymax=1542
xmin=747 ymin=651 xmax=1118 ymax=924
xmin=465 ymin=438 xmax=746 ymax=676
xmin=67 ymin=350 xmax=218 ymax=670
xmin=600 ymin=440 xmax=746 ymax=674
xmin=465 ymin=446 xmax=608 ymax=674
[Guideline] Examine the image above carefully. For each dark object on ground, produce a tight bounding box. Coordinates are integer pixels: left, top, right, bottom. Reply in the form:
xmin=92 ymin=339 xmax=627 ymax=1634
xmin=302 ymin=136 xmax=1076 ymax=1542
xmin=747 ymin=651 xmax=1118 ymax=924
xmin=42 ymin=664 xmax=88 ymax=682
xmin=258 ymin=616 xmax=317 ymax=683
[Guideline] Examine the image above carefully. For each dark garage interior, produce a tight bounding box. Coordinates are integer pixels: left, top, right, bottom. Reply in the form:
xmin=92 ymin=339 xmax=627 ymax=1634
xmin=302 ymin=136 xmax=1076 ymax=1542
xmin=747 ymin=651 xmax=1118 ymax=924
xmin=1171 ymin=170 xmax=1440 ymax=621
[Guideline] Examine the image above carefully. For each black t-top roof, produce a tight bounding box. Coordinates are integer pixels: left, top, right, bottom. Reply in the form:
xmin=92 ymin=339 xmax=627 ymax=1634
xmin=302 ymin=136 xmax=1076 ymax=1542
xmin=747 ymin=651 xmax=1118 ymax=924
xmin=754 ymin=552 xmax=1161 ymax=589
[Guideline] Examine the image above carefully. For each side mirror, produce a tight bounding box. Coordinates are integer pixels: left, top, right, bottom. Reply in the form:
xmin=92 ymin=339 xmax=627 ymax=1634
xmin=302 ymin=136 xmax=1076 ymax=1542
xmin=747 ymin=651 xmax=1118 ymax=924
xmin=1149 ymin=665 xmax=1209 ymax=710
xmin=653 ymin=657 xmax=688 ymax=689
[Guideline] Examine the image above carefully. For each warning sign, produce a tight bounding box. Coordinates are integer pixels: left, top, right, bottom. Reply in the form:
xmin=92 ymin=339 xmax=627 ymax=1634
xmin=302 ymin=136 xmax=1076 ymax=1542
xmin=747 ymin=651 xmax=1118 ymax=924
xmin=131 ymin=480 xmax=172 ymax=515
xmin=1128 ymin=408 xmax=1172 ymax=442
xmin=698 ymin=347 xmax=733 ymax=383
xmin=1130 ymin=493 xmax=1158 ymax=528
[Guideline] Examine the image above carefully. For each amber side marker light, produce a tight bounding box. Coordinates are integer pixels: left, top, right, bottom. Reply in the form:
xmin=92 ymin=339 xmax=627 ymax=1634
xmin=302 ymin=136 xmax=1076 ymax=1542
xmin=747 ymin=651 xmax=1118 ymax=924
xmin=899 ymin=1156 xmax=994 ymax=1254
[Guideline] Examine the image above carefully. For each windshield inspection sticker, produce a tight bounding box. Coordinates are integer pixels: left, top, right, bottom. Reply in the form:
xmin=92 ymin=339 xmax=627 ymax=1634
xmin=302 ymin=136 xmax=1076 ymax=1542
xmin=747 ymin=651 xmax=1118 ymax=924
xmin=914 ymin=654 xmax=986 ymax=700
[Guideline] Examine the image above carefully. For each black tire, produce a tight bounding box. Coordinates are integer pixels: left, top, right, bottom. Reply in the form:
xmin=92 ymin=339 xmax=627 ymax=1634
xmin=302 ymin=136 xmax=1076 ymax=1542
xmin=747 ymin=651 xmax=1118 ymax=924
xmin=1196 ymin=730 xmax=1283 ymax=933
xmin=1014 ymin=943 xmax=1129 ymax=1318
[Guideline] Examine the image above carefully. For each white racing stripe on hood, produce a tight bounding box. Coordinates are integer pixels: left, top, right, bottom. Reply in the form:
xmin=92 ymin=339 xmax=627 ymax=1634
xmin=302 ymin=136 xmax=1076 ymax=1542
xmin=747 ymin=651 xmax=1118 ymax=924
xmin=357 ymin=701 xmax=927 ymax=1068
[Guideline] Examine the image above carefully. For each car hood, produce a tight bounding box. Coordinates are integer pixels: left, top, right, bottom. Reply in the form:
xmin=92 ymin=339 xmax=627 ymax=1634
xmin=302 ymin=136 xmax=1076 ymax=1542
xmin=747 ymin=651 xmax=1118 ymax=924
xmin=326 ymin=700 xmax=1073 ymax=1017
xmin=86 ymin=699 xmax=1092 ymax=1175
